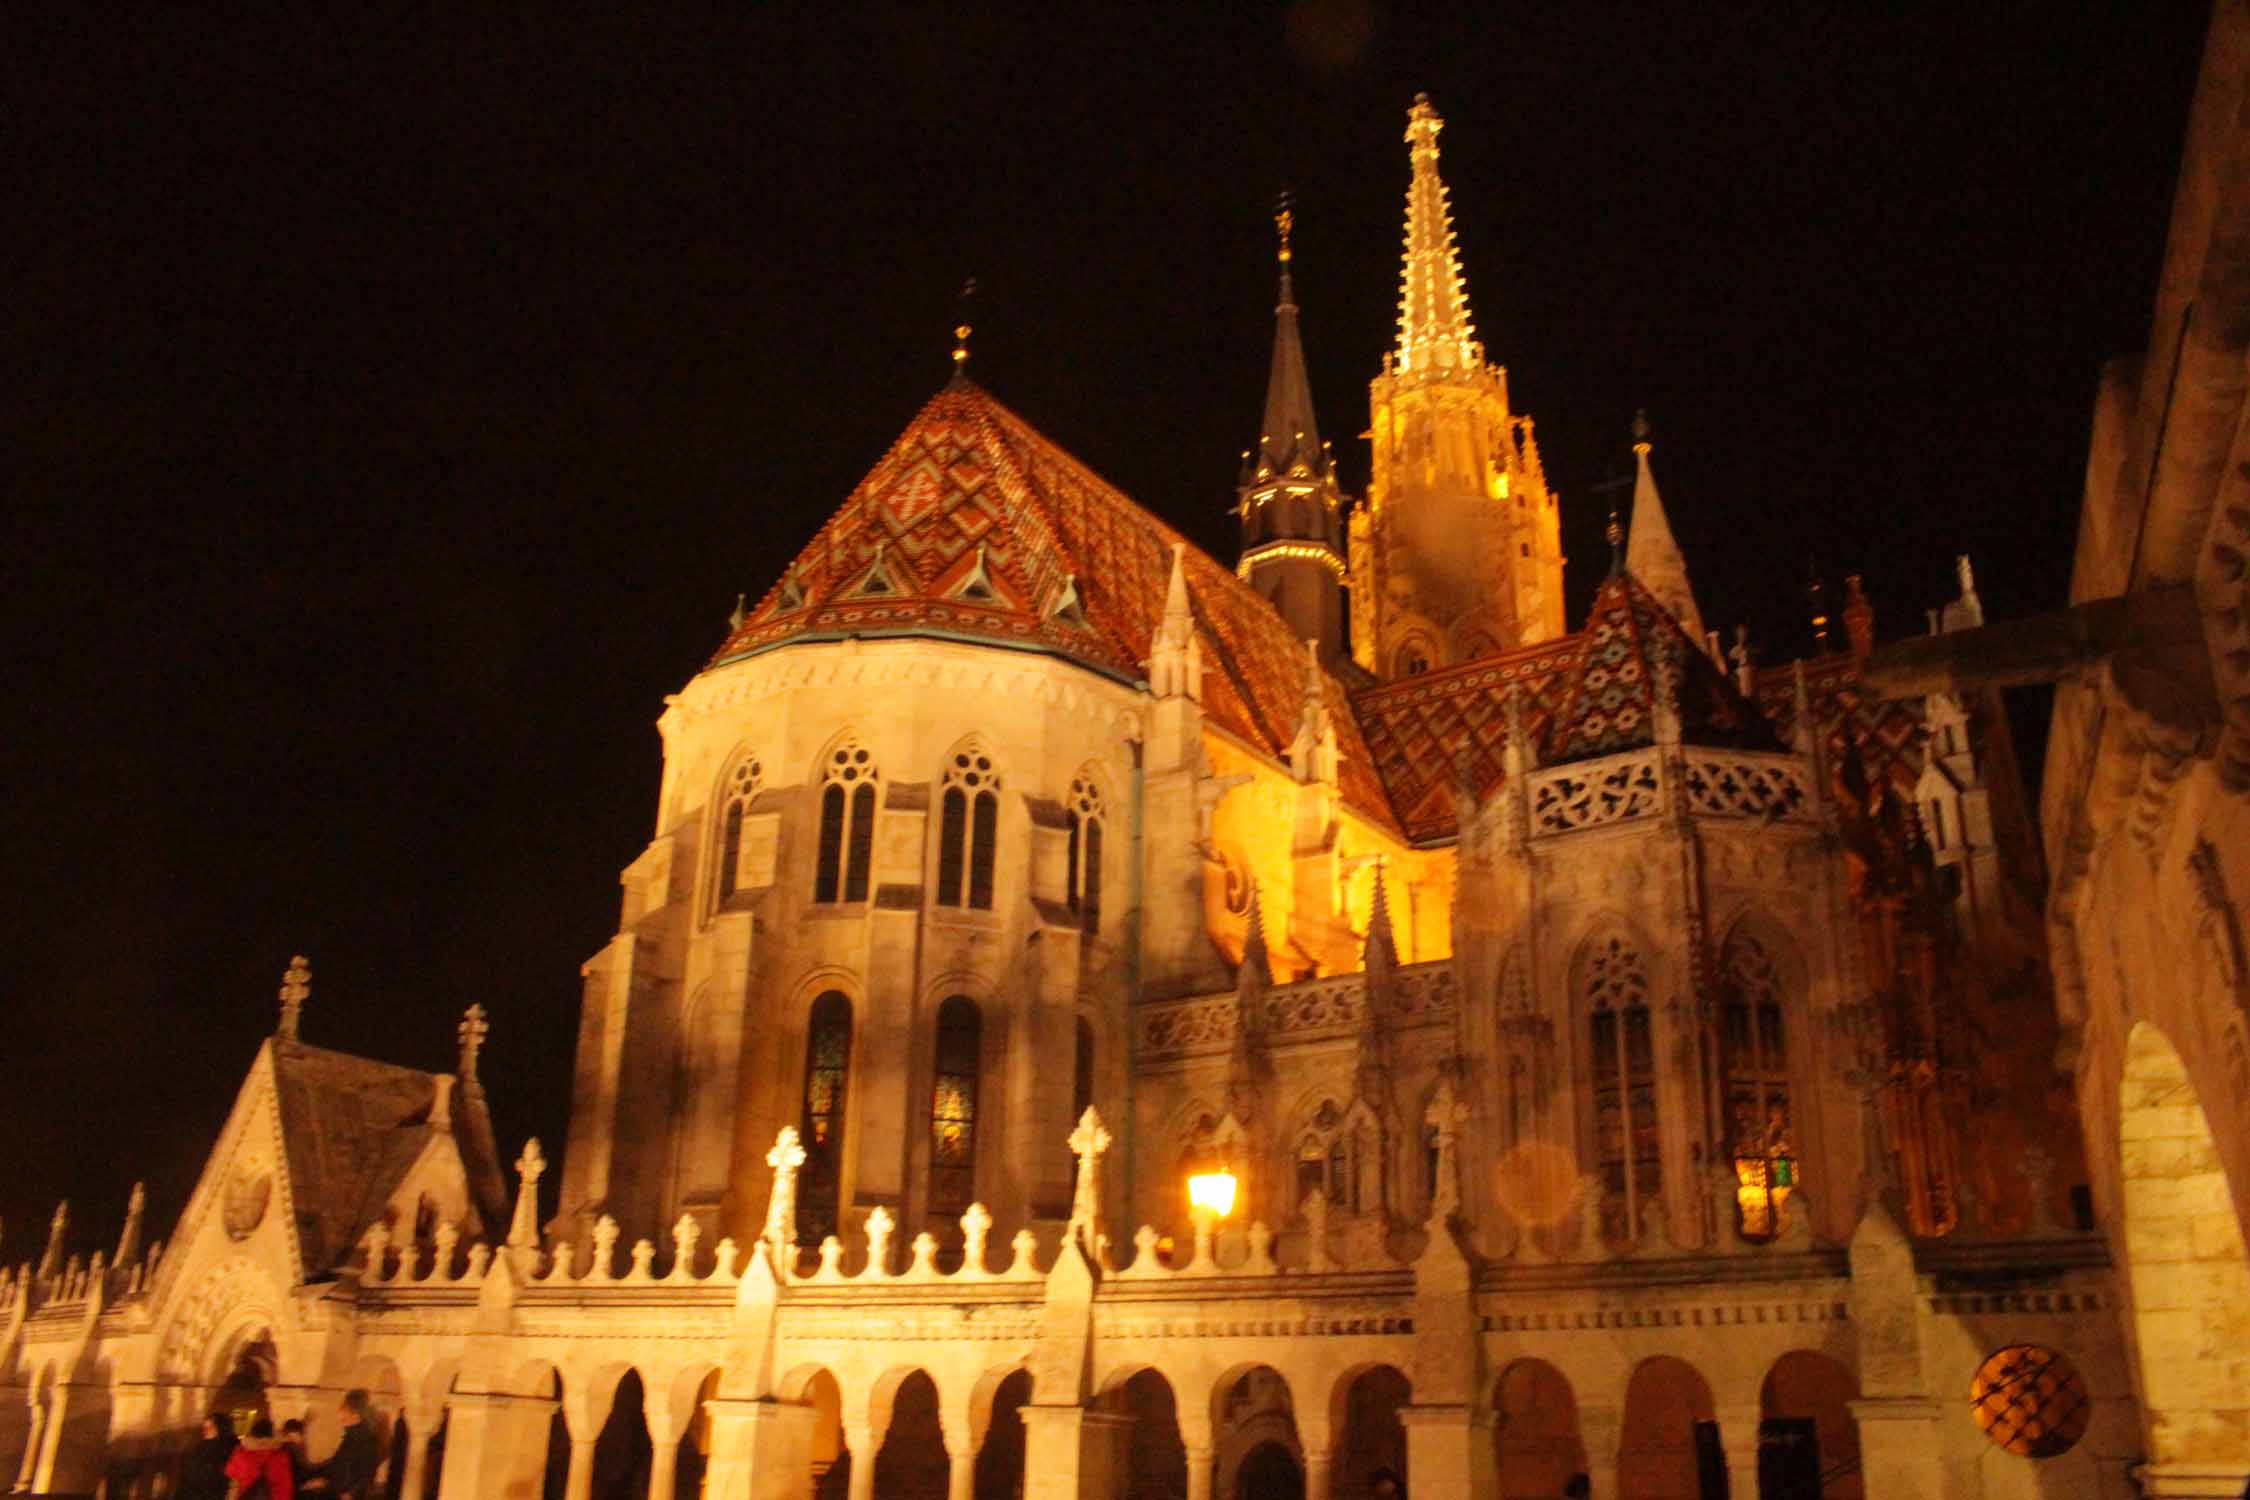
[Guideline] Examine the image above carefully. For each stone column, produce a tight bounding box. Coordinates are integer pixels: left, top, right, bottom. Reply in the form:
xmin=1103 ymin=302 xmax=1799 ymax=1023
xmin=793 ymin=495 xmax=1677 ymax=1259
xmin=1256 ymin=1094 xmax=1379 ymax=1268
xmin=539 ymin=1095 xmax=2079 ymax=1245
xmin=844 ymin=1421 xmax=877 ymax=1500
xmin=647 ymin=1438 xmax=681 ymax=1500
xmin=397 ymin=1405 xmax=445 ymax=1500
xmin=1847 ymin=1397 xmax=1945 ymax=1500
xmin=29 ymin=1385 xmax=71 ymax=1495
xmin=562 ymin=1435 xmax=595 ymax=1500
xmin=1399 ymin=1404 xmax=1496 ymax=1499
xmin=1714 ymin=1403 xmax=1761 ymax=1500
xmin=13 ymin=1392 xmax=46 ymax=1494
xmin=1184 ymin=1442 xmax=1216 ymax=1500
xmin=1577 ymin=1403 xmax=1622 ymax=1500
xmin=1303 ymin=1447 xmax=1335 ymax=1500
xmin=1019 ymin=1405 xmax=1092 ymax=1500
xmin=940 ymin=1411 xmax=977 ymax=1500
xmin=701 ymin=1398 xmax=815 ymax=1500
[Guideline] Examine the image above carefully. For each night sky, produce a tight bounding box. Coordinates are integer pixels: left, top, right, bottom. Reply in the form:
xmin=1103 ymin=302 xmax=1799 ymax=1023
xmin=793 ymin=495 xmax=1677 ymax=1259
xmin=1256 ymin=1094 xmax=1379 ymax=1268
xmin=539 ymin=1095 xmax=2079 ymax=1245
xmin=6 ymin=7 xmax=2208 ymax=1258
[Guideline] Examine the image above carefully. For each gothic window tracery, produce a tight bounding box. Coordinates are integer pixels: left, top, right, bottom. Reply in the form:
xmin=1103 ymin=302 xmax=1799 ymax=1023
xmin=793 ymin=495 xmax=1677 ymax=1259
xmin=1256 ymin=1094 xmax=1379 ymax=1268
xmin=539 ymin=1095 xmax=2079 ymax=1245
xmin=1586 ymin=935 xmax=1661 ymax=1238
xmin=715 ymin=753 xmax=763 ymax=909
xmin=930 ymin=996 xmax=981 ymax=1215
xmin=936 ymin=745 xmax=1001 ymax=909
xmin=1067 ymin=774 xmax=1104 ymax=934
xmin=797 ymin=991 xmax=853 ymax=1245
xmin=1294 ymin=1100 xmax=1356 ymax=1210
xmin=814 ymin=738 xmax=878 ymax=904
xmin=1720 ymin=930 xmax=1797 ymax=1239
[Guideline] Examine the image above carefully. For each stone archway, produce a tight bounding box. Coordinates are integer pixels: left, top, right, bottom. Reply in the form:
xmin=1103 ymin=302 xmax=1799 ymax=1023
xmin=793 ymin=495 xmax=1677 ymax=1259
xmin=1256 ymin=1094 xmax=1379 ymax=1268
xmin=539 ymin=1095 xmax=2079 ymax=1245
xmin=2118 ymin=1020 xmax=2250 ymax=1476
xmin=1332 ymin=1364 xmax=1410 ymax=1498
xmin=972 ymin=1368 xmax=1030 ymax=1499
xmin=1492 ymin=1359 xmax=1586 ymax=1498
xmin=1097 ymin=1367 xmax=1186 ymax=1500
xmin=1213 ymin=1366 xmax=1300 ymax=1500
xmin=1618 ymin=1356 xmax=1717 ymax=1500
xmin=1236 ymin=1438 xmax=1305 ymax=1500
xmin=871 ymin=1370 xmax=949 ymax=1499
xmin=1758 ymin=1351 xmax=1859 ymax=1500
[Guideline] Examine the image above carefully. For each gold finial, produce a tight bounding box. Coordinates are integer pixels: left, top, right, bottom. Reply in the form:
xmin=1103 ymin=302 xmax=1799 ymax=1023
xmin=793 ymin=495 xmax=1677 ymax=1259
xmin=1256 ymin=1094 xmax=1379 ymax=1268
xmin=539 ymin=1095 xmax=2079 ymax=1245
xmin=1632 ymin=407 xmax=1652 ymax=456
xmin=277 ymin=955 xmax=310 ymax=1041
xmin=951 ymin=277 xmax=978 ymax=373
xmin=1274 ymin=188 xmax=1295 ymax=265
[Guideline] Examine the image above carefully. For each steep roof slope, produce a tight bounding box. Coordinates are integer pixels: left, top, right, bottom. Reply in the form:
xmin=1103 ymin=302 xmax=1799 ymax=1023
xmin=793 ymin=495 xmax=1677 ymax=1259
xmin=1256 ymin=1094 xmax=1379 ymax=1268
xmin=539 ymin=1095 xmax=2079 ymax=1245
xmin=709 ymin=379 xmax=1401 ymax=832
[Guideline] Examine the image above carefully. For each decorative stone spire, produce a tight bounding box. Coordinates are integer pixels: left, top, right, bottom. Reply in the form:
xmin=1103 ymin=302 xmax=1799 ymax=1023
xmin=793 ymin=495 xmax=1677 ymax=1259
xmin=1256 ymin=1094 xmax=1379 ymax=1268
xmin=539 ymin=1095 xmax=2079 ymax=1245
xmin=1395 ymin=93 xmax=1481 ymax=377
xmin=1624 ymin=412 xmax=1707 ymax=647
xmin=38 ymin=1202 xmax=67 ymax=1282
xmin=113 ymin=1183 xmax=145 ymax=1271
xmin=1148 ymin=542 xmax=1203 ymax=701
xmin=1258 ymin=194 xmax=1323 ymax=478
xmin=277 ymin=955 xmax=310 ymax=1042
xmin=457 ymin=1003 xmax=489 ymax=1089
xmin=508 ymin=1139 xmax=545 ymax=1253
xmin=1363 ymin=859 xmax=1400 ymax=976
xmin=762 ymin=1126 xmax=807 ymax=1265
xmin=1286 ymin=640 xmax=1340 ymax=785
xmin=1229 ymin=885 xmax=1270 ymax=1124
xmin=1064 ymin=1107 xmax=1112 ymax=1258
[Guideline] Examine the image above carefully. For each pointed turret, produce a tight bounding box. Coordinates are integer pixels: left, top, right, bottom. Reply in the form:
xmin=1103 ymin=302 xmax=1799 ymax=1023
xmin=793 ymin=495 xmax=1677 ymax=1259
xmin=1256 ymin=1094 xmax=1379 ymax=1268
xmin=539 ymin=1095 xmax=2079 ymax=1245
xmin=1148 ymin=542 xmax=1203 ymax=701
xmin=1395 ymin=94 xmax=1480 ymax=377
xmin=1356 ymin=95 xmax=1564 ymax=672
xmin=1624 ymin=413 xmax=1707 ymax=648
xmin=1240 ymin=200 xmax=1348 ymax=666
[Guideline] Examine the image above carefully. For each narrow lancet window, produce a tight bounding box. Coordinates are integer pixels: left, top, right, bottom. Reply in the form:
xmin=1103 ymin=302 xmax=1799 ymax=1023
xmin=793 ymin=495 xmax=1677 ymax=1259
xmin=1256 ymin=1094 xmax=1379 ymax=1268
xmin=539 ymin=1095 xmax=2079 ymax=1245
xmin=814 ymin=739 xmax=878 ymax=903
xmin=930 ymin=996 xmax=981 ymax=1215
xmin=935 ymin=747 xmax=1000 ymax=910
xmin=798 ymin=991 xmax=853 ymax=1244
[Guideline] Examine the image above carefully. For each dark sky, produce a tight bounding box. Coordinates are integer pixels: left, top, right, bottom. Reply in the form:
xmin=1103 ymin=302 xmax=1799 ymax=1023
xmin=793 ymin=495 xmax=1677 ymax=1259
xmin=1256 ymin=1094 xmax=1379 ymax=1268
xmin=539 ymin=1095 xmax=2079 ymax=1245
xmin=5 ymin=6 xmax=2207 ymax=1259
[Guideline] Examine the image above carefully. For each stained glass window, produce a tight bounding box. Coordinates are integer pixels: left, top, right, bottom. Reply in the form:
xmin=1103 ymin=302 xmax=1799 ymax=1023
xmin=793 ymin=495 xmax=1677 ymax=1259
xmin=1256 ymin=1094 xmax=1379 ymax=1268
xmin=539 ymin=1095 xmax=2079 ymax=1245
xmin=1587 ymin=936 xmax=1660 ymax=1240
xmin=936 ymin=748 xmax=1000 ymax=910
xmin=930 ymin=996 xmax=980 ymax=1215
xmin=1721 ymin=932 xmax=1796 ymax=1239
xmin=797 ymin=991 xmax=852 ymax=1245
xmin=814 ymin=741 xmax=877 ymax=904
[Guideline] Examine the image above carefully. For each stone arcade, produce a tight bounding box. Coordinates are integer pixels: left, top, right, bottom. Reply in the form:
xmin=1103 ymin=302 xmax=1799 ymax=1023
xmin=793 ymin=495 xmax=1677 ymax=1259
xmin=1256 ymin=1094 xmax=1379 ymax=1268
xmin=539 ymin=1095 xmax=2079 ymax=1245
xmin=7 ymin=84 xmax=2240 ymax=1500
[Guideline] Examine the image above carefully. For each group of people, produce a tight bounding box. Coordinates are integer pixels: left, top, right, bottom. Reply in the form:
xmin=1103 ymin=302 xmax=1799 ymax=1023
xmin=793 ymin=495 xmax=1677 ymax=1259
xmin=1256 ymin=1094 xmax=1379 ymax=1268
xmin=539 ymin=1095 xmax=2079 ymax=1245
xmin=180 ymin=1389 xmax=384 ymax=1500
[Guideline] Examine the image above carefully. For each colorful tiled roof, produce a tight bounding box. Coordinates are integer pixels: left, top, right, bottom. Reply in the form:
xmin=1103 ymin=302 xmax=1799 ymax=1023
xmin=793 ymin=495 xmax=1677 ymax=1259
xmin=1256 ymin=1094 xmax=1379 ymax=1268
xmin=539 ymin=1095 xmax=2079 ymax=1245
xmin=708 ymin=380 xmax=1402 ymax=834
xmin=1757 ymin=653 xmax=1931 ymax=795
xmin=1351 ymin=637 xmax=1580 ymax=841
xmin=1542 ymin=569 xmax=1784 ymax=765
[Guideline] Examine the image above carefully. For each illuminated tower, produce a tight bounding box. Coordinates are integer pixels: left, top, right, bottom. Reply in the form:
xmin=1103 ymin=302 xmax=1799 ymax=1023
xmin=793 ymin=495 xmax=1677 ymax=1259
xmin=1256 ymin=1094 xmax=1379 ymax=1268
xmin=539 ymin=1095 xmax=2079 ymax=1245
xmin=1350 ymin=93 xmax=1565 ymax=678
xmin=1238 ymin=201 xmax=1348 ymax=667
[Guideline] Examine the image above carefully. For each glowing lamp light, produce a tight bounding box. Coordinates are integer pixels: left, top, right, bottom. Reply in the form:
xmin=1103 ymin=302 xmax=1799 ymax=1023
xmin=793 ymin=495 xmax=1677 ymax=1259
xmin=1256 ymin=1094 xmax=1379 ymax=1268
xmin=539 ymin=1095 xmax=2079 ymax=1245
xmin=1187 ymin=1170 xmax=1238 ymax=1220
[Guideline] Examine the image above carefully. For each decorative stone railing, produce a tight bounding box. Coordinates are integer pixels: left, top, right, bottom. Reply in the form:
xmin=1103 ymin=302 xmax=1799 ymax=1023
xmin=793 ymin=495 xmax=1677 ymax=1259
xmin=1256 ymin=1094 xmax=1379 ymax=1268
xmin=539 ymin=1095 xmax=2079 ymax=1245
xmin=1138 ymin=959 xmax=1458 ymax=1061
xmin=1679 ymin=751 xmax=1814 ymax=823
xmin=1528 ymin=748 xmax=1662 ymax=835
xmin=1526 ymin=746 xmax=1817 ymax=838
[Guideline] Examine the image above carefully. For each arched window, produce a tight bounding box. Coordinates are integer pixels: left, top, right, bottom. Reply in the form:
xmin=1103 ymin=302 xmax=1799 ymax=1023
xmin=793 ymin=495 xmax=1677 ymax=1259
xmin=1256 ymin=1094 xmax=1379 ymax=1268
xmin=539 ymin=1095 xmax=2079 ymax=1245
xmin=936 ymin=746 xmax=1000 ymax=910
xmin=798 ymin=992 xmax=853 ymax=1245
xmin=814 ymin=739 xmax=878 ymax=904
xmin=1067 ymin=775 xmax=1104 ymax=934
xmin=715 ymin=754 xmax=762 ymax=909
xmin=1720 ymin=930 xmax=1796 ymax=1239
xmin=1073 ymin=1017 xmax=1095 ymax=1122
xmin=1586 ymin=935 xmax=1661 ymax=1239
xmin=930 ymin=996 xmax=981 ymax=1215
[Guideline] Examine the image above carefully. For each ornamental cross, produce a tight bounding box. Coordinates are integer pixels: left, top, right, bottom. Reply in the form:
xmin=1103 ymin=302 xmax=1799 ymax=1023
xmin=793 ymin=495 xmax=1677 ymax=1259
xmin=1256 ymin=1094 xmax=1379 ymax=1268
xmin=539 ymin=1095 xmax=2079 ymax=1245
xmin=457 ymin=1004 xmax=489 ymax=1080
xmin=508 ymin=1138 xmax=545 ymax=1250
xmin=277 ymin=956 xmax=311 ymax=1041
xmin=762 ymin=1127 xmax=807 ymax=1261
xmin=1066 ymin=1107 xmax=1112 ymax=1250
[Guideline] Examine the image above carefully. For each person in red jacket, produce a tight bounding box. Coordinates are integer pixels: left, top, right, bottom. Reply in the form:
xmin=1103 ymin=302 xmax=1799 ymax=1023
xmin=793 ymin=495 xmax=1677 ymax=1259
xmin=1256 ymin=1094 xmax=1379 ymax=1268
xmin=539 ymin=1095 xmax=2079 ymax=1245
xmin=223 ymin=1415 xmax=295 ymax=1499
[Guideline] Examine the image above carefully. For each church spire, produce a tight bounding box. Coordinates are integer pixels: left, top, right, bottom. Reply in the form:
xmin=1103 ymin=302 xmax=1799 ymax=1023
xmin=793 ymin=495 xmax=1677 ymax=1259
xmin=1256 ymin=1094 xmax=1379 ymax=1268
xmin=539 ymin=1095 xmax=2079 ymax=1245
xmin=1257 ymin=196 xmax=1322 ymax=479
xmin=1624 ymin=411 xmax=1706 ymax=647
xmin=1394 ymin=93 xmax=1480 ymax=378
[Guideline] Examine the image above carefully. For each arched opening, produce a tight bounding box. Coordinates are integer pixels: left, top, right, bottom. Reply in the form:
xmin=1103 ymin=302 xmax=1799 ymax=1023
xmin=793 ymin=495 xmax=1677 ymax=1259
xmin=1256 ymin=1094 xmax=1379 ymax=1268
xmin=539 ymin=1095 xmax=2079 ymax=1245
xmin=1719 ymin=926 xmax=1799 ymax=1241
xmin=1492 ymin=1357 xmax=1587 ymax=1498
xmin=931 ymin=996 xmax=982 ymax=1217
xmin=1334 ymin=1365 xmax=1410 ymax=1497
xmin=872 ymin=1370 xmax=949 ymax=1498
xmin=1236 ymin=1439 xmax=1305 ymax=1499
xmin=1068 ymin=775 xmax=1104 ymax=934
xmin=799 ymin=990 xmax=853 ymax=1245
xmin=1584 ymin=933 xmax=1661 ymax=1245
xmin=1759 ymin=1351 xmax=1859 ymax=1500
xmin=800 ymin=1369 xmax=846 ymax=1500
xmin=2118 ymin=1020 xmax=2250 ymax=1468
xmin=529 ymin=1367 xmax=569 ymax=1500
xmin=1619 ymin=1356 xmax=1719 ymax=1500
xmin=591 ymin=1370 xmax=651 ymax=1500
xmin=1215 ymin=1367 xmax=1300 ymax=1500
xmin=973 ymin=1369 xmax=1030 ymax=1499
xmin=1098 ymin=1368 xmax=1186 ymax=1500
xmin=673 ymin=1367 xmax=719 ymax=1500
xmin=214 ymin=1330 xmax=277 ymax=1435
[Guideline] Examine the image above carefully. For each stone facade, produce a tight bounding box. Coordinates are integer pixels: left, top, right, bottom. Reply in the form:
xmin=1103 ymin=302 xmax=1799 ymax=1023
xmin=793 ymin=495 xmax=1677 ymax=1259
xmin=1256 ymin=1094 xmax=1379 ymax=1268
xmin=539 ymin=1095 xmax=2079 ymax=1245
xmin=0 ymin=91 xmax=2181 ymax=1500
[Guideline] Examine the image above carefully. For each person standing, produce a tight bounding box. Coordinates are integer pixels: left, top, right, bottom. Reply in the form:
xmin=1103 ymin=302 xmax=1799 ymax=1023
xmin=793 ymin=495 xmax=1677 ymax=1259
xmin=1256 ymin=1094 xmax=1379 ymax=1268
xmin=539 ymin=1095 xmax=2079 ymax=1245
xmin=180 ymin=1412 xmax=238 ymax=1500
xmin=300 ymin=1390 xmax=382 ymax=1500
xmin=224 ymin=1415 xmax=295 ymax=1499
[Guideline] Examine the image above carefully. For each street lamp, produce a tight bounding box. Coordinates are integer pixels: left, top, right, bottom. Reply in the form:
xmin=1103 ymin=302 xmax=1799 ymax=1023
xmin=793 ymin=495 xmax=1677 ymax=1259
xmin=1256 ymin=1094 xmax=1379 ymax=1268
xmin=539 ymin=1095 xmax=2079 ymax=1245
xmin=1185 ymin=1162 xmax=1237 ymax=1273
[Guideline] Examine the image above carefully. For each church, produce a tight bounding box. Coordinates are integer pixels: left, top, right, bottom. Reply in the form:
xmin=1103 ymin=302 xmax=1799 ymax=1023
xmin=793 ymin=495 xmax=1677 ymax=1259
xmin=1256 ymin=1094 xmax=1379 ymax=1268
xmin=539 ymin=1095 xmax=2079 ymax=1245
xmin=0 ymin=93 xmax=2183 ymax=1500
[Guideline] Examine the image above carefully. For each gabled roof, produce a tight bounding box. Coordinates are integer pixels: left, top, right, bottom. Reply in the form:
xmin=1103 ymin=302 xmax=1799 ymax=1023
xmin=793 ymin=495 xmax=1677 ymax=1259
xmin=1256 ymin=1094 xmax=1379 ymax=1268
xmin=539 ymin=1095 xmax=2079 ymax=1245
xmin=1542 ymin=569 xmax=1783 ymax=764
xmin=269 ymin=1042 xmax=509 ymax=1275
xmin=709 ymin=380 xmax=1402 ymax=833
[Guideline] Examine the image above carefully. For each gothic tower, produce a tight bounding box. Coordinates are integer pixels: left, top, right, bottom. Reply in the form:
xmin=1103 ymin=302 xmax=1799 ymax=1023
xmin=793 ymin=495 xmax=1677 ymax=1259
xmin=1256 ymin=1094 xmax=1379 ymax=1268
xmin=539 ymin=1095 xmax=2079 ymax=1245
xmin=1238 ymin=202 xmax=1348 ymax=668
xmin=1350 ymin=93 xmax=1565 ymax=679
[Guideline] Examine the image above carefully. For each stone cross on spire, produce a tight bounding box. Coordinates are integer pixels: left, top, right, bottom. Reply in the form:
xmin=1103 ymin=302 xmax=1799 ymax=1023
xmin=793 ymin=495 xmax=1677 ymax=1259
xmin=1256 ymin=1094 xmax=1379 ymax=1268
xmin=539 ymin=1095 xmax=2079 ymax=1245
xmin=277 ymin=956 xmax=311 ymax=1042
xmin=1395 ymin=93 xmax=1481 ymax=377
xmin=457 ymin=1004 xmax=489 ymax=1086
xmin=1065 ymin=1107 xmax=1112 ymax=1256
xmin=762 ymin=1127 xmax=807 ymax=1266
xmin=1624 ymin=411 xmax=1707 ymax=647
xmin=508 ymin=1139 xmax=545 ymax=1252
